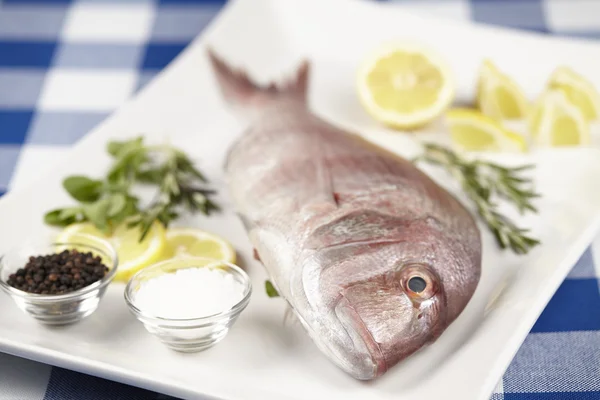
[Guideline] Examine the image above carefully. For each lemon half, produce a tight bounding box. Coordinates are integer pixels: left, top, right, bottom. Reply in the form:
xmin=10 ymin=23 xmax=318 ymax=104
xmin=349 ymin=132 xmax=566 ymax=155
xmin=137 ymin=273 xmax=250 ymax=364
xmin=529 ymin=88 xmax=590 ymax=147
xmin=476 ymin=59 xmax=530 ymax=120
xmin=447 ymin=108 xmax=527 ymax=152
xmin=357 ymin=41 xmax=455 ymax=129
xmin=547 ymin=66 xmax=600 ymax=121
xmin=163 ymin=228 xmax=236 ymax=264
xmin=57 ymin=221 xmax=167 ymax=282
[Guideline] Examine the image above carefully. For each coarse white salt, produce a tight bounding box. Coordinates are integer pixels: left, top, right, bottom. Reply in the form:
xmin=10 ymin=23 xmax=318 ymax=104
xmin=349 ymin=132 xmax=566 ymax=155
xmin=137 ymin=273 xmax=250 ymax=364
xmin=133 ymin=266 xmax=246 ymax=319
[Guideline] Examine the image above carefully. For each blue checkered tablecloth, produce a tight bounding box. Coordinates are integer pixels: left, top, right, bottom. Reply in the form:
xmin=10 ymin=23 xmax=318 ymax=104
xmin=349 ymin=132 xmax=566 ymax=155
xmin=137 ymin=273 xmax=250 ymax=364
xmin=1 ymin=0 xmax=600 ymax=399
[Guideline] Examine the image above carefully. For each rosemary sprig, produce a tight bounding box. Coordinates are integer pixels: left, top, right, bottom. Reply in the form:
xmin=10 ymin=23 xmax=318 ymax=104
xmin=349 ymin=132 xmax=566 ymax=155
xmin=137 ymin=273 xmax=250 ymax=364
xmin=44 ymin=136 xmax=219 ymax=242
xmin=414 ymin=143 xmax=541 ymax=255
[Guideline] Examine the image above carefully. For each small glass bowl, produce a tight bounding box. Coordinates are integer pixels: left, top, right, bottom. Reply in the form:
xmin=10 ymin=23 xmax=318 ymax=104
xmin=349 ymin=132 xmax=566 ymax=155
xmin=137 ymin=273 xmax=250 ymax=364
xmin=124 ymin=257 xmax=252 ymax=353
xmin=0 ymin=233 xmax=118 ymax=325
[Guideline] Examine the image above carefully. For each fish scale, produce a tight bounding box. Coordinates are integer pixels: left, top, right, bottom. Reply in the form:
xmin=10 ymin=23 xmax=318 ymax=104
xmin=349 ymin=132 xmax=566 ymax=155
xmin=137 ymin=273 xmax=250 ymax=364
xmin=208 ymin=49 xmax=482 ymax=380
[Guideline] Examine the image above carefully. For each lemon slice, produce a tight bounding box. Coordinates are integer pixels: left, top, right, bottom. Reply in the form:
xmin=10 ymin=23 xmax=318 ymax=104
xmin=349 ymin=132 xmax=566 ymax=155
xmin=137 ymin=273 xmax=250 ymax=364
xmin=357 ymin=41 xmax=455 ymax=129
xmin=476 ymin=59 xmax=530 ymax=120
xmin=529 ymin=88 xmax=590 ymax=147
xmin=547 ymin=66 xmax=600 ymax=121
xmin=57 ymin=221 xmax=167 ymax=282
xmin=447 ymin=108 xmax=527 ymax=152
xmin=164 ymin=227 xmax=236 ymax=264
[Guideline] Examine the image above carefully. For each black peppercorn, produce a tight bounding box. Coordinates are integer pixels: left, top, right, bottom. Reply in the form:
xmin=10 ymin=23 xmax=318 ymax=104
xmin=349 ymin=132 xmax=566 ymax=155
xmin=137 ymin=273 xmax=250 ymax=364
xmin=5 ymin=249 xmax=109 ymax=295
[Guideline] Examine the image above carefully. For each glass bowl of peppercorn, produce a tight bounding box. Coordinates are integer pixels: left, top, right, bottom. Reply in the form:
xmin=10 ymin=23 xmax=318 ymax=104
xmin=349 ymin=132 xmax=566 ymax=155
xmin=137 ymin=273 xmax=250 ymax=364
xmin=0 ymin=233 xmax=118 ymax=325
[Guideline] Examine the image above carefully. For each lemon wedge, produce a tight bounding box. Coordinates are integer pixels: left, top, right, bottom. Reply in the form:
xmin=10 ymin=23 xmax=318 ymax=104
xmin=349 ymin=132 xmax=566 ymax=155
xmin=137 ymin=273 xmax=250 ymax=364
xmin=357 ymin=41 xmax=455 ymax=129
xmin=476 ymin=59 xmax=530 ymax=120
xmin=529 ymin=88 xmax=590 ymax=147
xmin=547 ymin=66 xmax=600 ymax=121
xmin=447 ymin=108 xmax=527 ymax=152
xmin=163 ymin=227 xmax=236 ymax=264
xmin=57 ymin=221 xmax=167 ymax=282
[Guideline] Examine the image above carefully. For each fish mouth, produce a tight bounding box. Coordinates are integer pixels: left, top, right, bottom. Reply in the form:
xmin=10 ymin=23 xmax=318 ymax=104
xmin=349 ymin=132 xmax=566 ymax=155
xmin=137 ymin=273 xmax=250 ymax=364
xmin=334 ymin=295 xmax=387 ymax=380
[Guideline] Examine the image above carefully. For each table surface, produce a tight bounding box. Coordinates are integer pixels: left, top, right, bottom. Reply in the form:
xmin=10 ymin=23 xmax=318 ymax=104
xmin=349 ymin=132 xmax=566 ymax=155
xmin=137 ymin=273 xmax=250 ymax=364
xmin=2 ymin=0 xmax=600 ymax=399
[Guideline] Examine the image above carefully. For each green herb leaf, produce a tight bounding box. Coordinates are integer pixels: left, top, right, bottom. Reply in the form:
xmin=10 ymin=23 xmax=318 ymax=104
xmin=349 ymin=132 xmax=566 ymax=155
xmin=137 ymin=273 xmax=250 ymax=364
xmin=136 ymin=167 xmax=164 ymax=184
xmin=265 ymin=280 xmax=280 ymax=298
xmin=107 ymin=147 xmax=148 ymax=185
xmin=44 ymin=207 xmax=82 ymax=226
xmin=107 ymin=141 xmax=126 ymax=157
xmin=81 ymin=198 xmax=110 ymax=232
xmin=107 ymin=193 xmax=127 ymax=217
xmin=43 ymin=209 xmax=64 ymax=225
xmin=107 ymin=136 xmax=144 ymax=158
xmin=175 ymin=154 xmax=207 ymax=182
xmin=63 ymin=176 xmax=103 ymax=202
xmin=59 ymin=207 xmax=83 ymax=221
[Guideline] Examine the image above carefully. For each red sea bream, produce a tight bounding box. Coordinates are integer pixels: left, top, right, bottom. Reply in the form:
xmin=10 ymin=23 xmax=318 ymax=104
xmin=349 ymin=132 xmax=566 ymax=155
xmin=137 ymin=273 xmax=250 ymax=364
xmin=207 ymin=49 xmax=482 ymax=380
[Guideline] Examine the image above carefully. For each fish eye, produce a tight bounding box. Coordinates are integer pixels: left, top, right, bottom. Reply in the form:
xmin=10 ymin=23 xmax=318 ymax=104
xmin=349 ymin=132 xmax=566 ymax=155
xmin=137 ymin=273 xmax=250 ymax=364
xmin=407 ymin=276 xmax=427 ymax=293
xmin=400 ymin=263 xmax=439 ymax=300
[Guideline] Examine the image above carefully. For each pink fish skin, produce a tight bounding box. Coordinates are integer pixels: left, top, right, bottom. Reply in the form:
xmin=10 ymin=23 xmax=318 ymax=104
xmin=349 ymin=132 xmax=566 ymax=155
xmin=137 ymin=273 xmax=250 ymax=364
xmin=207 ymin=49 xmax=482 ymax=380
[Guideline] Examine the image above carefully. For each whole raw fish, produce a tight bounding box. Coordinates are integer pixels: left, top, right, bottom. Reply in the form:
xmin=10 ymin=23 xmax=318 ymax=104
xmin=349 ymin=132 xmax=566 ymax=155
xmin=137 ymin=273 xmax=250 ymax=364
xmin=207 ymin=49 xmax=482 ymax=380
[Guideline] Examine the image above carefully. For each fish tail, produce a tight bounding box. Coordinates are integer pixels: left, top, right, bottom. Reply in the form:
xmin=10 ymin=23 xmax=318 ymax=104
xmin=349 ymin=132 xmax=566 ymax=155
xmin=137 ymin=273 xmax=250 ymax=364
xmin=206 ymin=47 xmax=310 ymax=115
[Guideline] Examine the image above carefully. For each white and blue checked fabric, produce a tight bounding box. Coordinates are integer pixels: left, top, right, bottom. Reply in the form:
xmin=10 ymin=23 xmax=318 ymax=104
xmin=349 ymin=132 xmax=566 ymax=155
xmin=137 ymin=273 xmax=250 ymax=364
xmin=1 ymin=0 xmax=600 ymax=399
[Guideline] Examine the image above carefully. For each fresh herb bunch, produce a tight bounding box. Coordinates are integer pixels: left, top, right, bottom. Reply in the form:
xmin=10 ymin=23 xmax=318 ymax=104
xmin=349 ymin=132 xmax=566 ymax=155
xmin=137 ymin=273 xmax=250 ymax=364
xmin=414 ymin=143 xmax=540 ymax=255
xmin=44 ymin=136 xmax=219 ymax=241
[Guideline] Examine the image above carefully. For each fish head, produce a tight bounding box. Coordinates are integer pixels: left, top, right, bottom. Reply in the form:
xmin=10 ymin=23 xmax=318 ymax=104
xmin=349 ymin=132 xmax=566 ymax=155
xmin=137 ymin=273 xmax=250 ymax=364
xmin=305 ymin=212 xmax=479 ymax=380
xmin=334 ymin=259 xmax=447 ymax=377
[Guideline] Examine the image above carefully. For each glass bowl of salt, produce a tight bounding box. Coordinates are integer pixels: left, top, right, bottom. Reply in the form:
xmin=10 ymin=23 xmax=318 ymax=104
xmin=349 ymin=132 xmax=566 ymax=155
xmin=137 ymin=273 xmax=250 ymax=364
xmin=124 ymin=256 xmax=252 ymax=352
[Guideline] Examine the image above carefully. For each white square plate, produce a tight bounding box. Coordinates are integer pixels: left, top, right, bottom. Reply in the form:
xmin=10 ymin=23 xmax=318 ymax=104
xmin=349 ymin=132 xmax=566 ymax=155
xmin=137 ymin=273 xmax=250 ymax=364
xmin=2 ymin=0 xmax=600 ymax=399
